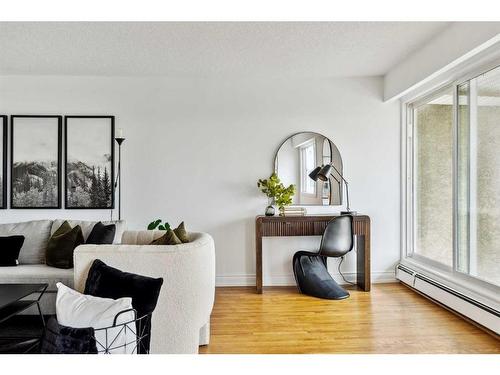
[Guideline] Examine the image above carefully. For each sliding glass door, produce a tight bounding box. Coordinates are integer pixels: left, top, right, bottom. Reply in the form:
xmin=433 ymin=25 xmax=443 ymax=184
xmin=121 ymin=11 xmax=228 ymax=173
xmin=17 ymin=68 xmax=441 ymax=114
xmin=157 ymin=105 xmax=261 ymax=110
xmin=411 ymin=87 xmax=454 ymax=269
xmin=407 ymin=63 xmax=500 ymax=289
xmin=457 ymin=67 xmax=500 ymax=286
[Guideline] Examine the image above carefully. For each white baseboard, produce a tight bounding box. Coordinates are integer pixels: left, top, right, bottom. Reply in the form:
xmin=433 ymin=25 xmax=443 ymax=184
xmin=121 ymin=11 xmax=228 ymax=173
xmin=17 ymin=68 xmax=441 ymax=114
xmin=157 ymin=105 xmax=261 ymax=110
xmin=215 ymin=271 xmax=396 ymax=287
xmin=216 ymin=274 xmax=256 ymax=286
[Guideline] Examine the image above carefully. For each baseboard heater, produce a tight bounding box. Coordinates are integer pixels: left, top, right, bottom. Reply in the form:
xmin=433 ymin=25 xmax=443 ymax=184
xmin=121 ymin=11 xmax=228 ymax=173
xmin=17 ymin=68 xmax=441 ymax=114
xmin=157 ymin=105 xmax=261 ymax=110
xmin=396 ymin=264 xmax=500 ymax=335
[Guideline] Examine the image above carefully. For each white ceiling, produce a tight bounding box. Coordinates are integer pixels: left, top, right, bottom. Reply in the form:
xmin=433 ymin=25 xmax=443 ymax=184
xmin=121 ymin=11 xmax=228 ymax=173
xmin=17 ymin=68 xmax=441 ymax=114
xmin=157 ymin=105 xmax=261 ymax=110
xmin=0 ymin=22 xmax=451 ymax=77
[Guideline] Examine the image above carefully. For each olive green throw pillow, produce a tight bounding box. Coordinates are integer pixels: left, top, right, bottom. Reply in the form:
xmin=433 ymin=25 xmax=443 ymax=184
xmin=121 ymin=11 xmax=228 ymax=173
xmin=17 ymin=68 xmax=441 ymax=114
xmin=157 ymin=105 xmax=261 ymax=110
xmin=150 ymin=228 xmax=182 ymax=245
xmin=46 ymin=221 xmax=84 ymax=269
xmin=173 ymin=221 xmax=190 ymax=243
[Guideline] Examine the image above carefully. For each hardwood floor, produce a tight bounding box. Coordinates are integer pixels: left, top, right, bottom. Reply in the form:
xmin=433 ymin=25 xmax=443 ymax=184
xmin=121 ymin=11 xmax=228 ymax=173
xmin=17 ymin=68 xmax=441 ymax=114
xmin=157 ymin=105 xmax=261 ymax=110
xmin=199 ymin=283 xmax=500 ymax=354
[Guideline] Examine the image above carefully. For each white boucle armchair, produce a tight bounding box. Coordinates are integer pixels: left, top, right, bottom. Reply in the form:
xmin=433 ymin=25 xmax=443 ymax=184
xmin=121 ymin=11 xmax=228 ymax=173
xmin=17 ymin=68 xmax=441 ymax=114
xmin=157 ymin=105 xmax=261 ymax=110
xmin=73 ymin=230 xmax=215 ymax=354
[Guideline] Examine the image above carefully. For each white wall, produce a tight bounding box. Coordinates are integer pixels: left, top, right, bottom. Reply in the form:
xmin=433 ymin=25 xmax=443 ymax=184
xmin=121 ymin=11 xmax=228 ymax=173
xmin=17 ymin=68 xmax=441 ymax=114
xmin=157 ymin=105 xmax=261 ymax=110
xmin=0 ymin=75 xmax=400 ymax=286
xmin=384 ymin=22 xmax=500 ymax=101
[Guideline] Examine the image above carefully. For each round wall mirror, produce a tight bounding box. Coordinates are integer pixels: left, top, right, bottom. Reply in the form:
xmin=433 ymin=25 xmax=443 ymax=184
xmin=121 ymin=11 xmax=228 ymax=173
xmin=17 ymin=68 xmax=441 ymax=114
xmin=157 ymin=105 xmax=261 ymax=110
xmin=274 ymin=132 xmax=343 ymax=206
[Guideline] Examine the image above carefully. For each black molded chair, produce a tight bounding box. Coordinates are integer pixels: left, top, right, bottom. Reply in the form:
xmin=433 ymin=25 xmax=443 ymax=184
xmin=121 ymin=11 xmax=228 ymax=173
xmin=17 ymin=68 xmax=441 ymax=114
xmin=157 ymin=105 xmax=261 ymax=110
xmin=292 ymin=215 xmax=354 ymax=300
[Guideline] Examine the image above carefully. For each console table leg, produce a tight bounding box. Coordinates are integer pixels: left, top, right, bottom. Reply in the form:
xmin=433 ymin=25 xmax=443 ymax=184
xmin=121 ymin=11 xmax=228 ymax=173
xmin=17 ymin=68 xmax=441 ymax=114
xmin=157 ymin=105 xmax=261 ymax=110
xmin=256 ymin=224 xmax=263 ymax=294
xmin=356 ymin=234 xmax=371 ymax=291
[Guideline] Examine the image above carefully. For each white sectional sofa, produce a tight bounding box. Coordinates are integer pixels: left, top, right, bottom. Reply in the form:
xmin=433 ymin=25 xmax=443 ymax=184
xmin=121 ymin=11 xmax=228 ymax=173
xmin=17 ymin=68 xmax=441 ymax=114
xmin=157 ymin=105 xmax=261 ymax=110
xmin=0 ymin=220 xmax=216 ymax=354
xmin=0 ymin=219 xmax=125 ymax=314
xmin=74 ymin=230 xmax=216 ymax=354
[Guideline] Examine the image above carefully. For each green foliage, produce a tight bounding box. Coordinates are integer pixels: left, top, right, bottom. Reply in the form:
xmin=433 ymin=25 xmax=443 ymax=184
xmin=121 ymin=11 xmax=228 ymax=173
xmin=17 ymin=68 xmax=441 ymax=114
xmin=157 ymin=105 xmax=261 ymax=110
xmin=275 ymin=183 xmax=296 ymax=209
xmin=257 ymin=173 xmax=296 ymax=210
xmin=147 ymin=219 xmax=171 ymax=231
xmin=147 ymin=219 xmax=161 ymax=230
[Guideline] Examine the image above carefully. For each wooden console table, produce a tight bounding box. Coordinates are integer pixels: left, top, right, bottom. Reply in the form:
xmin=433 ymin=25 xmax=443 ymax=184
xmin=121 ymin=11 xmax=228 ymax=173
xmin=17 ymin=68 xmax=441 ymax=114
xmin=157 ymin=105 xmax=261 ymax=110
xmin=255 ymin=215 xmax=371 ymax=293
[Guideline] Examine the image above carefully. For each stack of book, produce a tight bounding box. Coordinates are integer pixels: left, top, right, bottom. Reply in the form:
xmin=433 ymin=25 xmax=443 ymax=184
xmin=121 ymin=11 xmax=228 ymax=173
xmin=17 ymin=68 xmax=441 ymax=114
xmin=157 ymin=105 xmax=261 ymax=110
xmin=281 ymin=206 xmax=307 ymax=216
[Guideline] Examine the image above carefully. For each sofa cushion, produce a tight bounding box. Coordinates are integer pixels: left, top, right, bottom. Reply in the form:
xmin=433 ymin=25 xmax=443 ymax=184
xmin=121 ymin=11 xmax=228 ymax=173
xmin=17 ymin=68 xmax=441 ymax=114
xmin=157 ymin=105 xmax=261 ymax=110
xmin=173 ymin=222 xmax=190 ymax=243
xmin=150 ymin=228 xmax=182 ymax=245
xmin=121 ymin=230 xmax=164 ymax=245
xmin=56 ymin=282 xmax=135 ymax=354
xmin=0 ymin=220 xmax=53 ymax=264
xmin=51 ymin=220 xmax=125 ymax=244
xmin=46 ymin=221 xmax=84 ymax=269
xmin=86 ymin=222 xmax=116 ymax=245
xmin=0 ymin=264 xmax=74 ymax=291
xmin=0 ymin=235 xmax=25 ymax=266
xmin=84 ymin=259 xmax=163 ymax=354
xmin=40 ymin=316 xmax=98 ymax=354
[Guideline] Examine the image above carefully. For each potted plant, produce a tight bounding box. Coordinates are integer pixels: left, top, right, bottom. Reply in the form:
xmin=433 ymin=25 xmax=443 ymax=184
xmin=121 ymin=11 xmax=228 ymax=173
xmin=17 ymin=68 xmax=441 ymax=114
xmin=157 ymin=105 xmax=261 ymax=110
xmin=257 ymin=173 xmax=296 ymax=216
xmin=147 ymin=219 xmax=170 ymax=230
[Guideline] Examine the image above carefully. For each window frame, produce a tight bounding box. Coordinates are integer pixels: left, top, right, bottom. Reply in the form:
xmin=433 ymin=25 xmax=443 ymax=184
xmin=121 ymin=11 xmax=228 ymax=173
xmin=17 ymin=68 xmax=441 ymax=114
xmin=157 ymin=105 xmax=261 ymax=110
xmin=401 ymin=60 xmax=500 ymax=299
xmin=299 ymin=140 xmax=316 ymax=196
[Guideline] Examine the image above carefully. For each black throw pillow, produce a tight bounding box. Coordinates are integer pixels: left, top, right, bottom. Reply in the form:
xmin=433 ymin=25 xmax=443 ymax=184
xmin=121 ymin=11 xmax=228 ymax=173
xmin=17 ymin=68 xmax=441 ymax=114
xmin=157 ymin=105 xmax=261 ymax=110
xmin=0 ymin=236 xmax=25 ymax=266
xmin=84 ymin=259 xmax=163 ymax=354
xmin=46 ymin=221 xmax=84 ymax=269
xmin=86 ymin=222 xmax=116 ymax=245
xmin=40 ymin=316 xmax=97 ymax=354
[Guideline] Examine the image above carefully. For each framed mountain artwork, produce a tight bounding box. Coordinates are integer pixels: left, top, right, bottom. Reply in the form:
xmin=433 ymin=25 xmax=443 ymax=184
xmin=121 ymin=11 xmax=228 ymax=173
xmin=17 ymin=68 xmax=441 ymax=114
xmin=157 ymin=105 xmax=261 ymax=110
xmin=65 ymin=116 xmax=115 ymax=209
xmin=1 ymin=115 xmax=6 ymax=208
xmin=10 ymin=115 xmax=62 ymax=209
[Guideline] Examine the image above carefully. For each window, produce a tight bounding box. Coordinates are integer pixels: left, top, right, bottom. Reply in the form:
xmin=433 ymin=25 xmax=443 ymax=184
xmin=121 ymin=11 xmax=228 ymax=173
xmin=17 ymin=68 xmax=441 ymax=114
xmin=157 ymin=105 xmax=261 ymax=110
xmin=405 ymin=63 xmax=500 ymax=289
xmin=300 ymin=141 xmax=316 ymax=195
xmin=457 ymin=67 xmax=500 ymax=286
xmin=411 ymin=87 xmax=454 ymax=268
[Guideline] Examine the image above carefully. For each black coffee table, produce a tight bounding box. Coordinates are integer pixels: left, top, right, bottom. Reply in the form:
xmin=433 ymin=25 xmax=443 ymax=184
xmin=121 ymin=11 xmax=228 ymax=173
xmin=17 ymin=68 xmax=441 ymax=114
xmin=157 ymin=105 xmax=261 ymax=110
xmin=0 ymin=283 xmax=48 ymax=353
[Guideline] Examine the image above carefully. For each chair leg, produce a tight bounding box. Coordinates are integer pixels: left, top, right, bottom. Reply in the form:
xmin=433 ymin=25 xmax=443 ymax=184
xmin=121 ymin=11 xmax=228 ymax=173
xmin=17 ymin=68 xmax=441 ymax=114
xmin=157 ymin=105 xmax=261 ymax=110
xmin=293 ymin=251 xmax=315 ymax=294
xmin=292 ymin=252 xmax=350 ymax=300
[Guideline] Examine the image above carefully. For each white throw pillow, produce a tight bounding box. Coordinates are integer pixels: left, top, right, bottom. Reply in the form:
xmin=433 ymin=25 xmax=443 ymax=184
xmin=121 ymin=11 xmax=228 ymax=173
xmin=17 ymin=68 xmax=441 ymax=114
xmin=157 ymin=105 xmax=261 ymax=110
xmin=55 ymin=282 xmax=137 ymax=354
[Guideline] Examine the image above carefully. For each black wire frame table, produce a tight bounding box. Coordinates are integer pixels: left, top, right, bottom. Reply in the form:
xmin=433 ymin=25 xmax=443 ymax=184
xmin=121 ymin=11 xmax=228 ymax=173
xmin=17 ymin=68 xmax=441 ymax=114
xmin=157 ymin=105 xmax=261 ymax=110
xmin=0 ymin=283 xmax=48 ymax=353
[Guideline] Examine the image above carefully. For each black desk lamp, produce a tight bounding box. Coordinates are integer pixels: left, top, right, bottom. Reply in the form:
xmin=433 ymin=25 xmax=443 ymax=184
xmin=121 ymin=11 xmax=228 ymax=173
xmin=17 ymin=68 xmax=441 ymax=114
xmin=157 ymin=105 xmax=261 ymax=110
xmin=309 ymin=163 xmax=356 ymax=215
xmin=114 ymin=128 xmax=125 ymax=220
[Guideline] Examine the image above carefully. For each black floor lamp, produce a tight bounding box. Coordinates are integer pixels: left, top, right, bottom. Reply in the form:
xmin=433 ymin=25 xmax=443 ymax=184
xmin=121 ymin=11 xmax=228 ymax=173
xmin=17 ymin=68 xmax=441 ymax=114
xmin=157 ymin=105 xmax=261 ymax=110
xmin=114 ymin=128 xmax=125 ymax=220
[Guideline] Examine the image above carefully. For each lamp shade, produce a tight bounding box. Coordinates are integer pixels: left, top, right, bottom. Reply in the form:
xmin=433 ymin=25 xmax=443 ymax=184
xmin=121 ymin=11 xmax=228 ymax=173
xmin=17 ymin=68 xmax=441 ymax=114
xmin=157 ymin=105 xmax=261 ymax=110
xmin=308 ymin=166 xmax=322 ymax=181
xmin=318 ymin=164 xmax=333 ymax=181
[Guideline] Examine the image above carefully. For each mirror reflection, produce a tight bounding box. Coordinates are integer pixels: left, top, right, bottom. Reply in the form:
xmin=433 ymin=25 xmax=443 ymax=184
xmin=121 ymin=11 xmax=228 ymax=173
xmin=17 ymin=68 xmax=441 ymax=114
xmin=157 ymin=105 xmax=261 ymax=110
xmin=274 ymin=132 xmax=343 ymax=206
